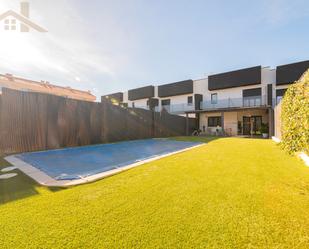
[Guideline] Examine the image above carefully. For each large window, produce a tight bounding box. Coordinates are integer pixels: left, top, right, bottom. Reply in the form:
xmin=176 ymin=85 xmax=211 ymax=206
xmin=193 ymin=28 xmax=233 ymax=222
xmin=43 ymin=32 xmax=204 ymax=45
xmin=276 ymin=96 xmax=283 ymax=104
xmin=187 ymin=96 xmax=193 ymax=105
xmin=276 ymin=88 xmax=287 ymax=104
xmin=208 ymin=116 xmax=221 ymax=127
xmin=161 ymin=99 xmax=170 ymax=106
xmin=161 ymin=99 xmax=171 ymax=112
xmin=211 ymin=93 xmax=218 ymax=104
xmin=243 ymin=96 xmax=261 ymax=107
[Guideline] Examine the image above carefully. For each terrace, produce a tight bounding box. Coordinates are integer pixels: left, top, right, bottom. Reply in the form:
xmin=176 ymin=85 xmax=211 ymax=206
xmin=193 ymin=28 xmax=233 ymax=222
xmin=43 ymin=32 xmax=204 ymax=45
xmin=135 ymin=95 xmax=270 ymax=114
xmin=200 ymin=95 xmax=269 ymax=110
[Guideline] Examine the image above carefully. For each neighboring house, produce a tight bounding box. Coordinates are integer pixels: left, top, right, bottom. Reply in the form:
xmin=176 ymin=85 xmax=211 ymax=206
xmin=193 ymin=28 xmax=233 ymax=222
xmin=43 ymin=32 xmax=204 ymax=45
xmin=102 ymin=59 xmax=309 ymax=136
xmin=0 ymin=74 xmax=96 ymax=102
xmin=0 ymin=2 xmax=47 ymax=32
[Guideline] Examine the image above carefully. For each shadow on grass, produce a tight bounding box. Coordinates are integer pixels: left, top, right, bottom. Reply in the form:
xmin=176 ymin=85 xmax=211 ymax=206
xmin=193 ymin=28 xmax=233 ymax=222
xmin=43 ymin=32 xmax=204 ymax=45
xmin=0 ymin=157 xmax=41 ymax=205
xmin=0 ymin=156 xmax=68 ymax=205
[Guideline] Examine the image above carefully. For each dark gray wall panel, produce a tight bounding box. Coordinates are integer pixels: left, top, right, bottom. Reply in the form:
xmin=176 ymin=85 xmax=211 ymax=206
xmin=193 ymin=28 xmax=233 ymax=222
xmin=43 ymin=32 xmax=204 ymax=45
xmin=242 ymin=88 xmax=261 ymax=97
xmin=194 ymin=94 xmax=203 ymax=110
xmin=276 ymin=60 xmax=309 ymax=85
xmin=158 ymin=80 xmax=193 ymax=97
xmin=101 ymin=92 xmax=123 ymax=102
xmin=267 ymin=84 xmax=272 ymax=106
xmin=208 ymin=66 xmax=261 ymax=90
xmin=128 ymin=85 xmax=154 ymax=100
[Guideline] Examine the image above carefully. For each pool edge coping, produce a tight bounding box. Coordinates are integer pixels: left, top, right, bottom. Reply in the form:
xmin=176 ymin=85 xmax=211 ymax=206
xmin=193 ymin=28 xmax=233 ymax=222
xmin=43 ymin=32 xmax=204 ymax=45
xmin=5 ymin=143 xmax=205 ymax=187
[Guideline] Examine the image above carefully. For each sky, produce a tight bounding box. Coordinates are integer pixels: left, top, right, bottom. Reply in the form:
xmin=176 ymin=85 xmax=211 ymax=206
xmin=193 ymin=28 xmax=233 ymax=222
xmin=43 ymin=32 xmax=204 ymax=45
xmin=0 ymin=0 xmax=308 ymax=99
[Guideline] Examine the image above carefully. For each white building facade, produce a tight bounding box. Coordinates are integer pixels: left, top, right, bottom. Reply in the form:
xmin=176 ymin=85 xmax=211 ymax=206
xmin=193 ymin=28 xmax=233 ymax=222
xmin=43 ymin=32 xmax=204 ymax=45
xmin=102 ymin=60 xmax=309 ymax=137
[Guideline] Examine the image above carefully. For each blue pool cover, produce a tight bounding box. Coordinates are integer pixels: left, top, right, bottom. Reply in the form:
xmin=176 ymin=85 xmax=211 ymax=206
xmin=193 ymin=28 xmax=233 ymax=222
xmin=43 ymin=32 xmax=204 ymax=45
xmin=16 ymin=139 xmax=201 ymax=180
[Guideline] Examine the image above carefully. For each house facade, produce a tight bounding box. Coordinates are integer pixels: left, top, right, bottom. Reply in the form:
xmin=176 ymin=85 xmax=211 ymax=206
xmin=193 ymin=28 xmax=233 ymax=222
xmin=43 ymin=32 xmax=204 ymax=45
xmin=102 ymin=60 xmax=309 ymax=137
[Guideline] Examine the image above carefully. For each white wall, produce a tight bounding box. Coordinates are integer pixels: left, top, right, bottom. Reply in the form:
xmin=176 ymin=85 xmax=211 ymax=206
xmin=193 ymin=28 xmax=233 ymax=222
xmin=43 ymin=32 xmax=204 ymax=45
xmin=127 ymin=98 xmax=148 ymax=108
xmin=193 ymin=78 xmax=208 ymax=96
xmin=224 ymin=112 xmax=238 ymax=135
xmin=159 ymin=94 xmax=192 ymax=108
xmin=262 ymin=67 xmax=276 ymax=102
xmin=123 ymin=91 xmax=128 ymax=103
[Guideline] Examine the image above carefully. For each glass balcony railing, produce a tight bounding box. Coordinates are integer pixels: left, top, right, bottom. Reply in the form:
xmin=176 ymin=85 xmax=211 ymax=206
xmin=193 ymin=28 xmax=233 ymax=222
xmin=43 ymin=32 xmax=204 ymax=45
xmin=161 ymin=103 xmax=195 ymax=114
xmin=132 ymin=95 xmax=271 ymax=114
xmin=200 ymin=95 xmax=268 ymax=110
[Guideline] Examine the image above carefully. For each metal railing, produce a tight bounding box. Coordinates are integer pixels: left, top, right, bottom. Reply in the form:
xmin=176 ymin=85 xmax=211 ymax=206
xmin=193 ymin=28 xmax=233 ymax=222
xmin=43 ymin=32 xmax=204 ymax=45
xmin=161 ymin=103 xmax=194 ymax=114
xmin=133 ymin=106 xmax=160 ymax=112
xmin=200 ymin=95 xmax=268 ymax=110
xmin=133 ymin=95 xmax=271 ymax=114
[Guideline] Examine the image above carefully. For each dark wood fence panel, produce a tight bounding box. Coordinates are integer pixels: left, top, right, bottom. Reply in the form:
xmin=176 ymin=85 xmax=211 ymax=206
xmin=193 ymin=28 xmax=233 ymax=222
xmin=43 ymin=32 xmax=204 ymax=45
xmin=0 ymin=88 xmax=196 ymax=154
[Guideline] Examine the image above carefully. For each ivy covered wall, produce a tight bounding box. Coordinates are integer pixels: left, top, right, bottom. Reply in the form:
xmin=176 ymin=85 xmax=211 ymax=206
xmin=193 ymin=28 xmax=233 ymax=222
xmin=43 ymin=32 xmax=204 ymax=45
xmin=281 ymin=70 xmax=309 ymax=154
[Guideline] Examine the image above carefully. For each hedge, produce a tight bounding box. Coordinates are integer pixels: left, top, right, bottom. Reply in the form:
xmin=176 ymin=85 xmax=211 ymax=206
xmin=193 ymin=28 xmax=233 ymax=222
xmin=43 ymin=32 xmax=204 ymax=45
xmin=281 ymin=70 xmax=309 ymax=154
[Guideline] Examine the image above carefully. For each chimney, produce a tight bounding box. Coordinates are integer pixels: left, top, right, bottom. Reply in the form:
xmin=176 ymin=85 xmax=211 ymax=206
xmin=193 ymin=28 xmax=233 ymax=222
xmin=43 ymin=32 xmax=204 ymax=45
xmin=20 ymin=2 xmax=30 ymax=32
xmin=20 ymin=2 xmax=29 ymax=18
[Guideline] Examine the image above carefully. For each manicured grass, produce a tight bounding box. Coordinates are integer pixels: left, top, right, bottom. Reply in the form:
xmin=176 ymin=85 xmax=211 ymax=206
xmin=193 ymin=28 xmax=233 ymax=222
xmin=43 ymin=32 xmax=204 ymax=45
xmin=1 ymin=138 xmax=309 ymax=248
xmin=170 ymin=135 xmax=221 ymax=143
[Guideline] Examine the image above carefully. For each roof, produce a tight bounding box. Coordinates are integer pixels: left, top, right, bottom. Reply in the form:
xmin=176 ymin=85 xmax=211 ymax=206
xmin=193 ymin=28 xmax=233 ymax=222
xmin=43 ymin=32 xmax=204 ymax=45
xmin=0 ymin=74 xmax=96 ymax=102
xmin=0 ymin=10 xmax=47 ymax=32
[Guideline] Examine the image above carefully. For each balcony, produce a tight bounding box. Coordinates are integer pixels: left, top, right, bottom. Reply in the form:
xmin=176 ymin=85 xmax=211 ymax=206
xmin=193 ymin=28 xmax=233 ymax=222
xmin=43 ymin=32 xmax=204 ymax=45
xmin=161 ymin=103 xmax=194 ymax=114
xmin=200 ymin=95 xmax=268 ymax=110
xmin=133 ymin=104 xmax=194 ymax=114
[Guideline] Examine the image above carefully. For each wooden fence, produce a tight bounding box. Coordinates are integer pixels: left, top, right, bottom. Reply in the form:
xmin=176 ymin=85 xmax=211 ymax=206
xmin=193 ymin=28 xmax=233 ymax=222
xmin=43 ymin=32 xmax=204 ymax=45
xmin=0 ymin=88 xmax=196 ymax=154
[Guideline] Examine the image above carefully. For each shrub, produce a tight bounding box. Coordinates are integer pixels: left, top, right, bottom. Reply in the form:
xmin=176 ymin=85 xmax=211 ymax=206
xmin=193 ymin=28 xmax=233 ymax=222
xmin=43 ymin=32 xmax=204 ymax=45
xmin=281 ymin=70 xmax=309 ymax=154
xmin=260 ymin=123 xmax=269 ymax=134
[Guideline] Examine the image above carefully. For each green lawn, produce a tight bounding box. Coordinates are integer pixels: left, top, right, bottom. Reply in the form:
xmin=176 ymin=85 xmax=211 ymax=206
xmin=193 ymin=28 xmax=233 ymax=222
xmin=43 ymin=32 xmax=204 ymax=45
xmin=1 ymin=137 xmax=309 ymax=248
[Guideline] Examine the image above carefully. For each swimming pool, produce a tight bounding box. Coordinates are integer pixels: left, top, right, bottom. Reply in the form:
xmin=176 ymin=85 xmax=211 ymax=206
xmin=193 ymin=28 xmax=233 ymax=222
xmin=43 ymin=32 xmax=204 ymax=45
xmin=6 ymin=139 xmax=202 ymax=186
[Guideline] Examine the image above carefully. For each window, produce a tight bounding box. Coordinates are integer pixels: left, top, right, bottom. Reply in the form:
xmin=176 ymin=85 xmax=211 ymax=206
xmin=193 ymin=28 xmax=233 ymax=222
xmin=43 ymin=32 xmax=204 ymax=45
xmin=276 ymin=96 xmax=283 ymax=104
xmin=4 ymin=19 xmax=17 ymax=30
xmin=243 ymin=96 xmax=261 ymax=107
xmin=208 ymin=116 xmax=221 ymax=127
xmin=161 ymin=99 xmax=170 ymax=106
xmin=211 ymin=93 xmax=217 ymax=104
xmin=132 ymin=102 xmax=135 ymax=108
xmin=161 ymin=99 xmax=170 ymax=112
xmin=276 ymin=88 xmax=287 ymax=104
xmin=187 ymin=96 xmax=193 ymax=105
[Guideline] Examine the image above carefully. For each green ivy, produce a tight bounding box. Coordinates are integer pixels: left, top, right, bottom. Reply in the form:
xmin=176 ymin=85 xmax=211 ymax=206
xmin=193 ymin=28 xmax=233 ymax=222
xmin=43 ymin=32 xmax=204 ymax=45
xmin=281 ymin=70 xmax=309 ymax=154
